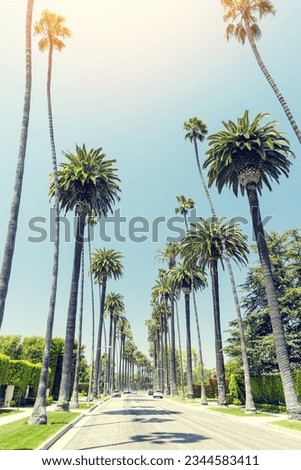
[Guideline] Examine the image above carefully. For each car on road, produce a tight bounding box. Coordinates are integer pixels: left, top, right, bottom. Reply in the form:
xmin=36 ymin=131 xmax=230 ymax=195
xmin=123 ymin=390 xmax=131 ymax=395
xmin=112 ymin=390 xmax=121 ymax=397
xmin=147 ymin=389 xmax=154 ymax=396
xmin=153 ymin=390 xmax=163 ymax=399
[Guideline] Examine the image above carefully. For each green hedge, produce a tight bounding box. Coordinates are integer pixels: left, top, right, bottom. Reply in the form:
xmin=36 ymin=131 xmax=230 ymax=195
xmin=28 ymin=363 xmax=42 ymax=397
xmin=6 ymin=359 xmax=34 ymax=399
xmin=0 ymin=354 xmax=10 ymax=385
xmin=228 ymin=371 xmax=301 ymax=407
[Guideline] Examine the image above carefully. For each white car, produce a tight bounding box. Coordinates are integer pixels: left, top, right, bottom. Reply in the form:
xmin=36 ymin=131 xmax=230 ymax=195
xmin=112 ymin=390 xmax=121 ymax=397
xmin=153 ymin=390 xmax=163 ymax=399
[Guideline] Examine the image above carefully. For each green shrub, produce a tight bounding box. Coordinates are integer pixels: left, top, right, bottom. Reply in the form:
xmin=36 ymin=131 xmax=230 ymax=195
xmin=0 ymin=354 xmax=10 ymax=385
xmin=228 ymin=374 xmax=245 ymax=404
xmin=6 ymin=360 xmax=33 ymax=400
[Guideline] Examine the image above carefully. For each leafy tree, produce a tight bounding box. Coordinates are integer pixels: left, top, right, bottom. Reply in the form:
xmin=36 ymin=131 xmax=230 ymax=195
xmin=204 ymin=110 xmax=301 ymax=419
xmin=221 ymin=0 xmax=301 ymax=144
xmin=0 ymin=335 xmax=22 ymax=359
xmin=226 ymin=229 xmax=301 ymax=374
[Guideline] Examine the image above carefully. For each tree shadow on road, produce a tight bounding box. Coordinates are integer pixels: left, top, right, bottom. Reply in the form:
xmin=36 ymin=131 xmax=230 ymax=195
xmin=81 ymin=431 xmax=207 ymax=450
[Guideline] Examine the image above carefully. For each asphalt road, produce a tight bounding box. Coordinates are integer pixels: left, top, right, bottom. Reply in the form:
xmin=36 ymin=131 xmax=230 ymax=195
xmin=49 ymin=393 xmax=301 ymax=450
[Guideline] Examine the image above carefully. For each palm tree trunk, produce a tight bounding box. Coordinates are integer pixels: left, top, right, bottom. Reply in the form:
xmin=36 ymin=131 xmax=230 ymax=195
xmin=70 ymin=249 xmax=85 ymax=408
xmin=175 ymin=300 xmax=185 ymax=400
xmin=191 ymin=289 xmax=207 ymax=405
xmin=87 ymin=225 xmax=95 ymax=405
xmin=0 ymin=0 xmax=34 ymax=328
xmin=105 ymin=314 xmax=114 ymax=395
xmin=246 ymin=183 xmax=301 ymax=419
xmin=112 ymin=318 xmax=117 ymax=391
xmin=184 ymin=292 xmax=194 ymax=399
xmin=163 ymin=299 xmax=170 ymax=395
xmin=56 ymin=212 xmax=86 ymax=411
xmin=244 ymin=20 xmax=301 ymax=145
xmin=169 ymin=292 xmax=178 ymax=396
xmin=93 ymin=278 xmax=107 ymax=397
xmin=210 ymin=260 xmax=227 ymax=406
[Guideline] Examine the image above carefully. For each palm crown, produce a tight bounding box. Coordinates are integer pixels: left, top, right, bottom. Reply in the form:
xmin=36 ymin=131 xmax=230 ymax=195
xmin=34 ymin=10 xmax=71 ymax=52
xmin=181 ymin=217 xmax=249 ymax=268
xmin=105 ymin=292 xmax=125 ymax=318
xmin=203 ymin=110 xmax=294 ymax=196
xmin=183 ymin=117 xmax=208 ymax=143
xmin=222 ymin=0 xmax=276 ymax=44
xmin=90 ymin=248 xmax=124 ymax=283
xmin=50 ymin=144 xmax=121 ymax=215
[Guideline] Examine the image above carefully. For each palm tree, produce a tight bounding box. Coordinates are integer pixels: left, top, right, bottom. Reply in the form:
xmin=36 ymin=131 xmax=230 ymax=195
xmin=52 ymin=145 xmax=121 ymax=411
xmin=221 ymin=0 xmax=301 ymax=144
xmin=104 ymin=292 xmax=125 ymax=394
xmin=90 ymin=248 xmax=124 ymax=397
xmin=184 ymin=116 xmax=256 ymax=413
xmin=175 ymin=195 xmax=208 ymax=404
xmin=29 ymin=11 xmax=71 ymax=426
xmin=182 ymin=217 xmax=249 ymax=406
xmin=0 ymin=0 xmax=34 ymax=329
xmin=156 ymin=242 xmax=181 ymax=396
xmin=168 ymin=263 xmax=207 ymax=400
xmin=204 ymin=110 xmax=301 ymax=419
xmin=175 ymin=195 xmax=195 ymax=230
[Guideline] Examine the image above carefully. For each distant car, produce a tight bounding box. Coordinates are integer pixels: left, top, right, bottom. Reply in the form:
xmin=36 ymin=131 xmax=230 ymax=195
xmin=112 ymin=390 xmax=121 ymax=397
xmin=123 ymin=390 xmax=131 ymax=395
xmin=153 ymin=390 xmax=163 ymax=399
xmin=147 ymin=389 xmax=154 ymax=396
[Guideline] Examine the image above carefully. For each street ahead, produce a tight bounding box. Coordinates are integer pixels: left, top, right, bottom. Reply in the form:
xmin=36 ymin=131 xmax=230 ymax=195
xmin=49 ymin=393 xmax=301 ymax=450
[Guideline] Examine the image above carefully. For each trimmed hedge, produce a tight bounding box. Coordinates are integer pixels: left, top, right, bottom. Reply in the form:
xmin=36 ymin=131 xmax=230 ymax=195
xmin=0 ymin=354 xmax=10 ymax=385
xmin=228 ymin=371 xmax=301 ymax=407
xmin=6 ymin=359 xmax=33 ymax=399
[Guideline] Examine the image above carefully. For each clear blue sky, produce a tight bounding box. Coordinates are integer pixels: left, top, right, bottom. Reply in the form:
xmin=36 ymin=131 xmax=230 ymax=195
xmin=0 ymin=0 xmax=300 ymax=369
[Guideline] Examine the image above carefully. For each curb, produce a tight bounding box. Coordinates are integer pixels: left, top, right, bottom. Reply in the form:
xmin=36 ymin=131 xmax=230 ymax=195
xmin=38 ymin=399 xmax=110 ymax=450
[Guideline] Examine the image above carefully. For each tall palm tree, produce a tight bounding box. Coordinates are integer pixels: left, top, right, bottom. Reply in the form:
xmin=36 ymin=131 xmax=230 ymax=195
xmin=90 ymin=248 xmax=124 ymax=397
xmin=156 ymin=242 xmax=181 ymax=396
xmin=204 ymin=110 xmax=301 ymax=419
xmin=221 ymin=0 xmax=301 ymax=144
xmin=29 ymin=11 xmax=71 ymax=426
xmin=184 ymin=116 xmax=256 ymax=413
xmin=182 ymin=217 xmax=249 ymax=406
xmin=0 ymin=0 xmax=34 ymax=329
xmin=168 ymin=263 xmax=207 ymax=400
xmin=104 ymin=292 xmax=125 ymax=394
xmin=175 ymin=195 xmax=195 ymax=230
xmin=175 ymin=195 xmax=208 ymax=404
xmin=52 ymin=145 xmax=121 ymax=411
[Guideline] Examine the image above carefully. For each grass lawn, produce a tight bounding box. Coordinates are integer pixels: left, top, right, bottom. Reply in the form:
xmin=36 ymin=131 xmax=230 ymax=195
xmin=0 ymin=411 xmax=80 ymax=450
xmin=271 ymin=420 xmax=301 ymax=432
xmin=210 ymin=406 xmax=272 ymax=417
xmin=0 ymin=409 xmax=22 ymax=419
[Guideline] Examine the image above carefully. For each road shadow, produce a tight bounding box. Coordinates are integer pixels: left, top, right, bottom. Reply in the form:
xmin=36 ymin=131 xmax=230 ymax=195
xmin=81 ymin=431 xmax=207 ymax=450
